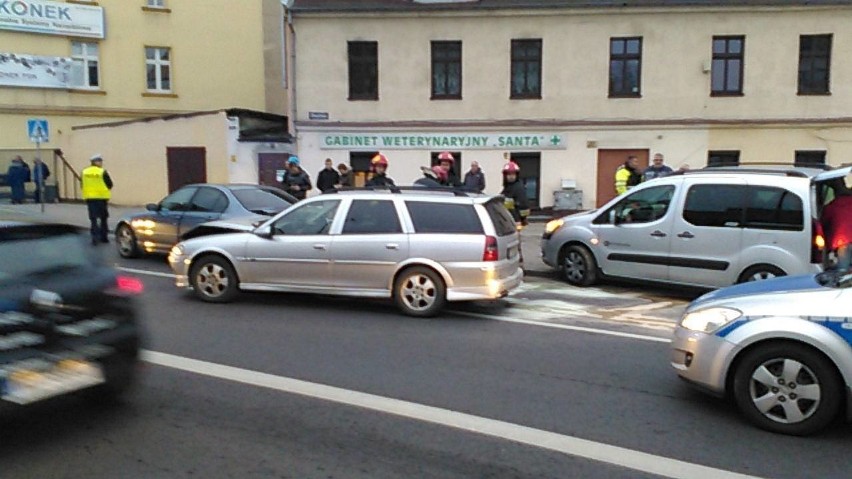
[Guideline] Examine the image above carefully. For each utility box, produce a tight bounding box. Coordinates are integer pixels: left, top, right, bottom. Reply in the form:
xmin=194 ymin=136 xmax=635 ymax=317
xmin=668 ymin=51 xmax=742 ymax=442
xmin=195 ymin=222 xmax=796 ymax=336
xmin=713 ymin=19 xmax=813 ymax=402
xmin=553 ymin=179 xmax=583 ymax=212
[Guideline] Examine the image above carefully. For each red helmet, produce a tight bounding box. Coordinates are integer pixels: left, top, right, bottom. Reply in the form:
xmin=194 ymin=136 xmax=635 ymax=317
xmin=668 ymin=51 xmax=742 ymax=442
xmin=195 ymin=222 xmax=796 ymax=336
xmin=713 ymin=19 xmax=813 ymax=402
xmin=371 ymin=153 xmax=389 ymax=168
xmin=502 ymin=161 xmax=520 ymax=174
xmin=437 ymin=151 xmax=455 ymax=164
xmin=431 ymin=165 xmax=448 ymax=182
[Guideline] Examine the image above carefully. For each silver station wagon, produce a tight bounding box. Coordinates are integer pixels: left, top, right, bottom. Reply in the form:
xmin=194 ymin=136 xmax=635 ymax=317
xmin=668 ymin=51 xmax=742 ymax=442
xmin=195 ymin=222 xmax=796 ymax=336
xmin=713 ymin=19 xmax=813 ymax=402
xmin=168 ymin=188 xmax=523 ymax=317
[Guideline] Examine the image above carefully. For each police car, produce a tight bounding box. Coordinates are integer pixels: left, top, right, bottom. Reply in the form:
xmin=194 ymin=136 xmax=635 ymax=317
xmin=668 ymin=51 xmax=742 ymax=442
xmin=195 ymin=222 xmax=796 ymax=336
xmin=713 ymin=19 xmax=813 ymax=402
xmin=671 ymin=269 xmax=852 ymax=435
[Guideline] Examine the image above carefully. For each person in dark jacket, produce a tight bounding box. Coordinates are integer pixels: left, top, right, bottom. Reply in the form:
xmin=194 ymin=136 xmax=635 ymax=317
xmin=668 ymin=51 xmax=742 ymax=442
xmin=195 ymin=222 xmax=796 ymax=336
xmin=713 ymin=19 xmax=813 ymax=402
xmin=316 ymin=158 xmax=340 ymax=193
xmin=643 ymin=153 xmax=673 ymax=182
xmin=281 ymin=156 xmax=312 ymax=200
xmin=463 ymin=161 xmax=486 ymax=193
xmin=32 ymin=157 xmax=50 ymax=203
xmin=414 ymin=166 xmax=446 ymax=188
xmin=336 ymin=163 xmax=353 ymax=188
xmin=6 ymin=156 xmax=28 ymax=204
xmin=365 ymin=153 xmax=395 ymax=188
xmin=500 ymin=161 xmax=530 ymax=226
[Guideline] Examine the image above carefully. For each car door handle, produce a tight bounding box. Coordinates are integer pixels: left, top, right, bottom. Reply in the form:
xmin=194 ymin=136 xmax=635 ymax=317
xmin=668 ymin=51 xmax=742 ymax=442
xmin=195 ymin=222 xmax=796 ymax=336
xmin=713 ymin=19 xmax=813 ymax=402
xmin=385 ymin=243 xmax=399 ymax=250
xmin=677 ymin=231 xmax=695 ymax=239
xmin=313 ymin=244 xmax=327 ymax=250
xmin=650 ymin=230 xmax=667 ymax=238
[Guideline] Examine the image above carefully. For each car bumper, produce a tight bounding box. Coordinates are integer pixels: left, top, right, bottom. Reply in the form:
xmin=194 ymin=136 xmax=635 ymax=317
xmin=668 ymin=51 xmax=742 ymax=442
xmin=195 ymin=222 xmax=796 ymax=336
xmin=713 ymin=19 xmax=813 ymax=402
xmin=168 ymin=251 xmax=191 ymax=288
xmin=670 ymin=325 xmax=740 ymax=396
xmin=447 ymin=266 xmax=524 ymax=301
xmin=540 ymin=237 xmax=558 ymax=268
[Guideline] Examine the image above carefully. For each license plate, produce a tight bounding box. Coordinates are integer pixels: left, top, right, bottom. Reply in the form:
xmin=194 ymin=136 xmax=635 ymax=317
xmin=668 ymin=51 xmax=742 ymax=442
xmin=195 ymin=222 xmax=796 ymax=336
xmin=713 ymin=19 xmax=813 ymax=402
xmin=1 ymin=359 xmax=105 ymax=405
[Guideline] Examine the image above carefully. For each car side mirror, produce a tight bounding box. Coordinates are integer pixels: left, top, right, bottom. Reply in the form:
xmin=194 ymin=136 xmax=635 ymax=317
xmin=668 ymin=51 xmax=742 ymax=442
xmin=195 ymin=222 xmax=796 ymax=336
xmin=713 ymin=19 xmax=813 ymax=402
xmin=254 ymin=225 xmax=274 ymax=239
xmin=146 ymin=203 xmax=159 ymax=212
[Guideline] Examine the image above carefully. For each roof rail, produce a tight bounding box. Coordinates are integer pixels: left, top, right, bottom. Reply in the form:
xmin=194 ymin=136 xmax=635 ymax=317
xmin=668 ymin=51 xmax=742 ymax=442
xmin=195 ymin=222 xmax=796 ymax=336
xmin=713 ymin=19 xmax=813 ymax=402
xmin=324 ymin=186 xmax=477 ymax=197
xmin=677 ymin=168 xmax=811 ymax=178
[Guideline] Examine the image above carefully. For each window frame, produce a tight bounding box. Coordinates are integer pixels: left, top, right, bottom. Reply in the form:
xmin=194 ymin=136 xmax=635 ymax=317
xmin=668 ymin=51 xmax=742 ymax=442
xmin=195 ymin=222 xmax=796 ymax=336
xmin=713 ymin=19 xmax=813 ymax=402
xmin=272 ymin=200 xmax=340 ymax=236
xmin=707 ymin=150 xmax=741 ymax=167
xmin=743 ymin=186 xmax=804 ymax=232
xmin=794 ymin=150 xmax=827 ymax=167
xmin=147 ymin=0 xmax=165 ymax=7
xmin=608 ymin=37 xmax=642 ymax=98
xmin=798 ymin=34 xmax=832 ymax=95
xmin=510 ymin=38 xmax=542 ymax=100
xmin=70 ymin=41 xmax=100 ymax=90
xmin=341 ymin=199 xmax=402 ymax=235
xmin=683 ymin=184 xmax=746 ymax=228
xmin=405 ymin=201 xmax=484 ymax=234
xmin=145 ymin=46 xmax=172 ymax=93
xmin=431 ymin=40 xmax=462 ymax=100
xmin=710 ymin=35 xmax=745 ymax=96
xmin=347 ymin=41 xmax=379 ymax=101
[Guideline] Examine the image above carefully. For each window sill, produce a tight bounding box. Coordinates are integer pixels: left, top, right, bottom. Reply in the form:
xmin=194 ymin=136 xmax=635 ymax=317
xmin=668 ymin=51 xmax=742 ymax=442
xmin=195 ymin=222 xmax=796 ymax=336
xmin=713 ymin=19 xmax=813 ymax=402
xmin=431 ymin=95 xmax=462 ymax=101
xmin=348 ymin=97 xmax=379 ymax=101
xmin=142 ymin=92 xmax=178 ymax=98
xmin=142 ymin=6 xmax=171 ymax=13
xmin=797 ymin=91 xmax=831 ymax=96
xmin=68 ymin=88 xmax=106 ymax=95
xmin=710 ymin=92 xmax=744 ymax=97
xmin=510 ymin=95 xmax=542 ymax=100
xmin=608 ymin=93 xmax=642 ymax=99
xmin=66 ymin=0 xmax=99 ymax=5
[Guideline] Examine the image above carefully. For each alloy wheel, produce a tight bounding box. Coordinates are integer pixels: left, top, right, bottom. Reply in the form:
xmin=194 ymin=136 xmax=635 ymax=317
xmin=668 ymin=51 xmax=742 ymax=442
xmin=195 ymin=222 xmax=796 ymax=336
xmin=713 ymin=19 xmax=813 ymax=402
xmin=400 ymin=273 xmax=437 ymax=312
xmin=564 ymin=251 xmax=587 ymax=283
xmin=195 ymin=263 xmax=230 ymax=299
xmin=748 ymin=357 xmax=821 ymax=425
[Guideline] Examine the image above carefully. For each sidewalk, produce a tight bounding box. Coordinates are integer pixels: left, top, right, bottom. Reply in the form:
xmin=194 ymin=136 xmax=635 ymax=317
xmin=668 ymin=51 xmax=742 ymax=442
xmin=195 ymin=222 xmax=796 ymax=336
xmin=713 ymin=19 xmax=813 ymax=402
xmin=0 ymin=201 xmax=558 ymax=277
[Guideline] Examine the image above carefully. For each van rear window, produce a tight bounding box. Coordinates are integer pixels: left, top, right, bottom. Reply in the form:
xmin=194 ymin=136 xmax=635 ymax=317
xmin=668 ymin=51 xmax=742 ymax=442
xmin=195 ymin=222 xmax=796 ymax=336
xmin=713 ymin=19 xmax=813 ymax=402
xmin=406 ymin=201 xmax=483 ymax=234
xmin=485 ymin=199 xmax=518 ymax=236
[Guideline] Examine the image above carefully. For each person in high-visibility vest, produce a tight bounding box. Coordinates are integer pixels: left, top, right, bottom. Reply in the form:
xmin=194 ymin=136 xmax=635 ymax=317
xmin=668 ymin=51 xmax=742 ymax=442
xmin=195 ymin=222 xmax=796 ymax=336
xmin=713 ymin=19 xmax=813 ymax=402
xmin=614 ymin=155 xmax=642 ymax=195
xmin=81 ymin=154 xmax=113 ymax=245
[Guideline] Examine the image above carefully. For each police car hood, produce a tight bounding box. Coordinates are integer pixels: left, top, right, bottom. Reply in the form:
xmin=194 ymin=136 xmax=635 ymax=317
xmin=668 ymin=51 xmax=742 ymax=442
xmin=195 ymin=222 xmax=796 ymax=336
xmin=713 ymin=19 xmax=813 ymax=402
xmin=689 ymin=274 xmax=826 ymax=310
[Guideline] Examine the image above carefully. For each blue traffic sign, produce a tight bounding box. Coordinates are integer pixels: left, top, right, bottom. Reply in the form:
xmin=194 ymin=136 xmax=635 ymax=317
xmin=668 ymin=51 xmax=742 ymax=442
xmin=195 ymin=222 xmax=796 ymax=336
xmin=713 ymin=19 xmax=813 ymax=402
xmin=27 ymin=119 xmax=49 ymax=143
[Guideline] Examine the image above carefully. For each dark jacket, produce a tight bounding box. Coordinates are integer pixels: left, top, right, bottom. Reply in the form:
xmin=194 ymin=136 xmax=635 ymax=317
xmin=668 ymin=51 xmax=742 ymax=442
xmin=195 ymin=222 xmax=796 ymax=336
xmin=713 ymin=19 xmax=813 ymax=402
xmin=316 ymin=168 xmax=340 ymax=193
xmin=463 ymin=170 xmax=486 ymax=193
xmin=282 ymin=169 xmax=312 ymax=200
xmin=445 ymin=171 xmax=462 ymax=188
xmin=643 ymin=165 xmax=673 ymax=181
xmin=33 ymin=162 xmax=50 ymax=184
xmin=501 ymin=179 xmax=530 ymax=223
xmin=366 ymin=173 xmax=395 ymax=188
xmin=338 ymin=171 xmax=353 ymax=187
xmin=414 ymin=176 xmax=442 ymax=188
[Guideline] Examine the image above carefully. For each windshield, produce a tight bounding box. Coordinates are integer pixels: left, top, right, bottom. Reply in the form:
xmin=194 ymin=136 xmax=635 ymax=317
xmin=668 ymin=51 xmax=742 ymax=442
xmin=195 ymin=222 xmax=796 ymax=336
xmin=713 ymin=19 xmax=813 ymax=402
xmin=232 ymin=188 xmax=294 ymax=214
xmin=0 ymin=232 xmax=94 ymax=285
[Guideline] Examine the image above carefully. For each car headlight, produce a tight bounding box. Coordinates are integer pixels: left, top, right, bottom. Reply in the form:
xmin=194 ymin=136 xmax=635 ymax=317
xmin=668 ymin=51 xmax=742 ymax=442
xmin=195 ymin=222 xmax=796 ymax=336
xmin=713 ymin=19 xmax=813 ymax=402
xmin=680 ymin=307 xmax=742 ymax=333
xmin=544 ymin=219 xmax=564 ymax=237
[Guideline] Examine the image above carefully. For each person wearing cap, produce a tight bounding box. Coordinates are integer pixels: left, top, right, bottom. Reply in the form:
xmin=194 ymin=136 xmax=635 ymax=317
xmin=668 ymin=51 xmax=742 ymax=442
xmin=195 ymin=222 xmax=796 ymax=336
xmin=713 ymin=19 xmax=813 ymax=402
xmin=436 ymin=151 xmax=462 ymax=187
xmin=366 ymin=153 xmax=395 ymax=187
xmin=280 ymin=155 xmax=312 ymax=200
xmin=81 ymin=154 xmax=113 ymax=245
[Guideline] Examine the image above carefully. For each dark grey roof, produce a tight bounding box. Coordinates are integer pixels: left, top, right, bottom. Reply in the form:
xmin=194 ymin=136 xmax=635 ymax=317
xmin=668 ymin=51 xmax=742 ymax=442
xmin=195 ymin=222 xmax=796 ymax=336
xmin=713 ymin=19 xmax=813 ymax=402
xmin=291 ymin=0 xmax=852 ymax=13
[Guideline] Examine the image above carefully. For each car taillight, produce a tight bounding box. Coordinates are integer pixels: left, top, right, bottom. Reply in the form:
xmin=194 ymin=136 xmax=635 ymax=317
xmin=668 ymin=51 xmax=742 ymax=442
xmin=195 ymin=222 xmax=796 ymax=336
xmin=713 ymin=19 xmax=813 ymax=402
xmin=108 ymin=275 xmax=144 ymax=295
xmin=812 ymin=220 xmax=825 ymax=264
xmin=483 ymin=236 xmax=498 ymax=262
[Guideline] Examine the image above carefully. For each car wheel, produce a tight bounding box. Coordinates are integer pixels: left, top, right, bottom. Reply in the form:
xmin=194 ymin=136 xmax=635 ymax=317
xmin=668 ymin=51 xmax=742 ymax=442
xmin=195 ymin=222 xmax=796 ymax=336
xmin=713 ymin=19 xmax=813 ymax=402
xmin=561 ymin=245 xmax=598 ymax=286
xmin=190 ymin=255 xmax=239 ymax=303
xmin=732 ymin=343 xmax=842 ymax=436
xmin=394 ymin=266 xmax=446 ymax=318
xmin=739 ymin=264 xmax=786 ymax=283
xmin=116 ymin=224 xmax=140 ymax=258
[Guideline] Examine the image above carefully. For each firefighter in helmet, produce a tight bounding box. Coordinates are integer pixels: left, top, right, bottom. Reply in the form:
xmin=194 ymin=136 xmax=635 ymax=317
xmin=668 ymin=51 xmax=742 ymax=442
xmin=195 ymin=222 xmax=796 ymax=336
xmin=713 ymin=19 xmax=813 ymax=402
xmin=365 ymin=153 xmax=395 ymax=187
xmin=436 ymin=151 xmax=462 ymax=187
xmin=501 ymin=161 xmax=530 ymax=228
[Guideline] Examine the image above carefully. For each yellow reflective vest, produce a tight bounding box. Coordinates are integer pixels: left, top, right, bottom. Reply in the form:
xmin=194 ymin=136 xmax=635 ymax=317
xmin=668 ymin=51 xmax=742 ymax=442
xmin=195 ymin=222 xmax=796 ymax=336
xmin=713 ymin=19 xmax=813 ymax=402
xmin=614 ymin=166 xmax=632 ymax=195
xmin=81 ymin=166 xmax=111 ymax=200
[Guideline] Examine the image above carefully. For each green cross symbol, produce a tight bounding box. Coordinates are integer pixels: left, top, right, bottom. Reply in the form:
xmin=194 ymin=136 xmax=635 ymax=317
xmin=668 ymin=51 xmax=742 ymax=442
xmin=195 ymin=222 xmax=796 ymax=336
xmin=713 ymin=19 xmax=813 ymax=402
xmin=550 ymin=135 xmax=562 ymax=146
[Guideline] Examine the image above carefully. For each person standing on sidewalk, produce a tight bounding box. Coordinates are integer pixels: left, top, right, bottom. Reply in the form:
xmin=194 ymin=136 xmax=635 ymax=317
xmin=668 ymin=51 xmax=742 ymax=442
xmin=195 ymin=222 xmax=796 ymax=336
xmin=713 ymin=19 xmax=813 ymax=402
xmin=81 ymin=154 xmax=113 ymax=245
xmin=463 ymin=161 xmax=486 ymax=193
xmin=32 ymin=157 xmax=50 ymax=203
xmin=316 ymin=158 xmax=340 ymax=193
xmin=6 ymin=156 xmax=28 ymax=204
xmin=336 ymin=163 xmax=353 ymax=189
xmin=281 ymin=156 xmax=312 ymax=200
xmin=643 ymin=153 xmax=673 ymax=182
xmin=614 ymin=155 xmax=642 ymax=195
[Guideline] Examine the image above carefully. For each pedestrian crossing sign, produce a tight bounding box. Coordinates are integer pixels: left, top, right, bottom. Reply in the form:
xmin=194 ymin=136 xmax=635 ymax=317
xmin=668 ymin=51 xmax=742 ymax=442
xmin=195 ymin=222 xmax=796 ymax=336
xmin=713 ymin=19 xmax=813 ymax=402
xmin=28 ymin=119 xmax=49 ymax=143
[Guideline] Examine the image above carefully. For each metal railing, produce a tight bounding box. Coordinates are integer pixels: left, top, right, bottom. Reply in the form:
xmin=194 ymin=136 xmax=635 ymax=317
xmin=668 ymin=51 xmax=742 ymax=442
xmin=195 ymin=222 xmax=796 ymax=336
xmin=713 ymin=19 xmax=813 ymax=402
xmin=53 ymin=149 xmax=82 ymax=202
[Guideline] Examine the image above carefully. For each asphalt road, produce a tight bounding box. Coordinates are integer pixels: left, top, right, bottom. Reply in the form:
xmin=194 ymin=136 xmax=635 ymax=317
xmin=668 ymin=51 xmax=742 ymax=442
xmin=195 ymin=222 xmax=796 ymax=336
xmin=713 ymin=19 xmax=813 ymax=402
xmin=2 ymin=245 xmax=851 ymax=479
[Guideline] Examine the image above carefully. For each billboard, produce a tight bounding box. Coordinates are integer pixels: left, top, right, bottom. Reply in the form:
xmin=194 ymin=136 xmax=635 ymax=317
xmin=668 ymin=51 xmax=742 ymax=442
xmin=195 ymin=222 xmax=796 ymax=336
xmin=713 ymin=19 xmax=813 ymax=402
xmin=0 ymin=52 xmax=71 ymax=89
xmin=0 ymin=0 xmax=105 ymax=38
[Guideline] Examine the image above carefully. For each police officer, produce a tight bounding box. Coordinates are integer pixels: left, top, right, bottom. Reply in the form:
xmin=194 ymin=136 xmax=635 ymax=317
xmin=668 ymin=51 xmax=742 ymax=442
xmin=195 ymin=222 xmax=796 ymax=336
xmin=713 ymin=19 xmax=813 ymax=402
xmin=81 ymin=154 xmax=113 ymax=245
xmin=366 ymin=153 xmax=395 ymax=187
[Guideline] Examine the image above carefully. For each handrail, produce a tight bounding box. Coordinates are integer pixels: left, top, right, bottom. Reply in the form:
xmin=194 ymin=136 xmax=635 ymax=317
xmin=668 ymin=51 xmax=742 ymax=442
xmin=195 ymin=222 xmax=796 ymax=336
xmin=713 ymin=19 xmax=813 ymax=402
xmin=53 ymin=149 xmax=82 ymax=201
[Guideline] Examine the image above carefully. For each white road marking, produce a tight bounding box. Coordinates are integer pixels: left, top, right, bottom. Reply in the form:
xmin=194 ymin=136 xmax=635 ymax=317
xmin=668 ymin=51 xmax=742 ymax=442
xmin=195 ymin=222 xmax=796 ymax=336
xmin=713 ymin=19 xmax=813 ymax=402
xmin=141 ymin=350 xmax=762 ymax=479
xmin=116 ymin=266 xmax=176 ymax=279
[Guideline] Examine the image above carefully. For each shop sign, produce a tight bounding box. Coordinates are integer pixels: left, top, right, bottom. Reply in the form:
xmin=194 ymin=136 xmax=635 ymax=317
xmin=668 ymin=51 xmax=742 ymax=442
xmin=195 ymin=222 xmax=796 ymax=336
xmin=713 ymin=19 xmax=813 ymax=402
xmin=0 ymin=0 xmax=104 ymax=38
xmin=320 ymin=133 xmax=566 ymax=150
xmin=0 ymin=52 xmax=71 ymax=89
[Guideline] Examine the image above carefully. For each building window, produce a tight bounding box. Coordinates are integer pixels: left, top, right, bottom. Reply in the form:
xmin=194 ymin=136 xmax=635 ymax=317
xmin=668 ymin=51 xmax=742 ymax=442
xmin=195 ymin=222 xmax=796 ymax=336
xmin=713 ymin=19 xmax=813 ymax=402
xmin=147 ymin=0 xmax=165 ymax=7
xmin=609 ymin=37 xmax=642 ymax=97
xmin=348 ymin=41 xmax=378 ymax=101
xmin=510 ymin=39 xmax=542 ymax=99
xmin=707 ymin=150 xmax=740 ymax=167
xmin=795 ymin=150 xmax=827 ymax=167
xmin=145 ymin=47 xmax=171 ymax=92
xmin=431 ymin=41 xmax=461 ymax=100
xmin=711 ymin=36 xmax=744 ymax=95
xmin=798 ymin=34 xmax=831 ymax=95
xmin=71 ymin=41 xmax=99 ymax=89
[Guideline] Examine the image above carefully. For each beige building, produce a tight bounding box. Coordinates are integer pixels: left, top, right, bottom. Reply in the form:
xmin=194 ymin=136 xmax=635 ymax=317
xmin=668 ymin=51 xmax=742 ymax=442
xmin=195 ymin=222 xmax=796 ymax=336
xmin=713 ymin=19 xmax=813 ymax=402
xmin=1 ymin=0 xmax=291 ymax=204
xmin=289 ymin=0 xmax=852 ymax=209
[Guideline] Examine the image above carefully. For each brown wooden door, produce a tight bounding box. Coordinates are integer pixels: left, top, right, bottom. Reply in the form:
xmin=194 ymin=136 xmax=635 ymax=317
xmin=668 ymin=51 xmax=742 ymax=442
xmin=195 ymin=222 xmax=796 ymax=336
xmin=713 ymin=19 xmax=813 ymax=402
xmin=258 ymin=153 xmax=290 ymax=186
xmin=596 ymin=149 xmax=649 ymax=207
xmin=167 ymin=147 xmax=207 ymax=193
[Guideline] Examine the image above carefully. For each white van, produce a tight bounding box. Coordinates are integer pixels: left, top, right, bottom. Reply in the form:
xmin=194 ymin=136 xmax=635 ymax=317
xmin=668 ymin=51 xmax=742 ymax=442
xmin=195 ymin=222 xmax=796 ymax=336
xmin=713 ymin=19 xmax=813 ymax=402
xmin=541 ymin=166 xmax=850 ymax=289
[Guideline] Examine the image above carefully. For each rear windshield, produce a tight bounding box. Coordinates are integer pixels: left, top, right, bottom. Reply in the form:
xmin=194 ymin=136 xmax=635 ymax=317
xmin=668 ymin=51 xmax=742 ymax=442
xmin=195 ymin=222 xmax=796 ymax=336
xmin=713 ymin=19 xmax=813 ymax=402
xmin=485 ymin=199 xmax=518 ymax=237
xmin=0 ymin=229 xmax=94 ymax=286
xmin=405 ymin=201 xmax=484 ymax=234
xmin=232 ymin=188 xmax=294 ymax=214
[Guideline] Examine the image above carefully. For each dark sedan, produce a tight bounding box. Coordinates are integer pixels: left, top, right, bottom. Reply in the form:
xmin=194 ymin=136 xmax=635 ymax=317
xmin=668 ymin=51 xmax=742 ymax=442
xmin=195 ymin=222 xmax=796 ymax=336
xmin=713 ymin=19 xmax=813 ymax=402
xmin=115 ymin=184 xmax=297 ymax=258
xmin=0 ymin=221 xmax=143 ymax=408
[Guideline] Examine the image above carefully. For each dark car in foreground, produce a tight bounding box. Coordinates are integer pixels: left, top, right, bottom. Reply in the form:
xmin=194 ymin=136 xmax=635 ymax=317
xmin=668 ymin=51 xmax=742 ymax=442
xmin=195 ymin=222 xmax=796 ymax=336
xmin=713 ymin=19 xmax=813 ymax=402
xmin=0 ymin=221 xmax=143 ymax=408
xmin=115 ymin=184 xmax=298 ymax=258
